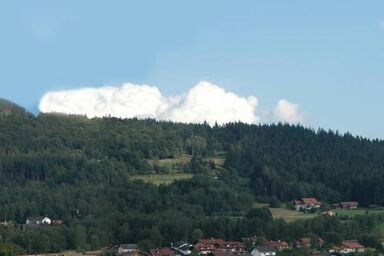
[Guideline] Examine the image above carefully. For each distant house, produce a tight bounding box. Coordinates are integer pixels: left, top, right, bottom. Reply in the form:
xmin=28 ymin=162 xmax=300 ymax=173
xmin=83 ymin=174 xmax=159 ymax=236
xmin=217 ymin=241 xmax=247 ymax=256
xmin=118 ymin=244 xmax=138 ymax=255
xmin=340 ymin=201 xmax=359 ymax=209
xmin=294 ymin=198 xmax=321 ymax=211
xmin=194 ymin=238 xmax=226 ymax=254
xmin=150 ymin=247 xmax=172 ymax=256
xmin=295 ymin=237 xmax=324 ymax=248
xmin=250 ymin=246 xmax=276 ymax=256
xmin=331 ymin=240 xmax=365 ymax=254
xmin=26 ymin=216 xmax=51 ymax=225
xmin=265 ymin=240 xmax=289 ymax=251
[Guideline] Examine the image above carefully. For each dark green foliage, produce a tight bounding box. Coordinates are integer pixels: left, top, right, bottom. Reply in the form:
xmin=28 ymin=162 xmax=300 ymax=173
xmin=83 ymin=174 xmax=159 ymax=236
xmin=0 ymin=102 xmax=384 ymax=253
xmin=269 ymin=196 xmax=281 ymax=208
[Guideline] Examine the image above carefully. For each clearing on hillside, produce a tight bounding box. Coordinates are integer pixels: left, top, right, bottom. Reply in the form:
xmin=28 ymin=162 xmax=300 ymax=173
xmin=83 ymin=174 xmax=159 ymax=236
xmin=130 ymin=173 xmax=193 ymax=185
xmin=253 ymin=202 xmax=318 ymax=222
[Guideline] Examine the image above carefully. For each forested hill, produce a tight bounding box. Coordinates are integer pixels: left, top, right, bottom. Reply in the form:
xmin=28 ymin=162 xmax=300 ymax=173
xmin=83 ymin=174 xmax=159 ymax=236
xmin=1 ymin=99 xmax=384 ymax=205
xmin=2 ymin=99 xmax=384 ymax=253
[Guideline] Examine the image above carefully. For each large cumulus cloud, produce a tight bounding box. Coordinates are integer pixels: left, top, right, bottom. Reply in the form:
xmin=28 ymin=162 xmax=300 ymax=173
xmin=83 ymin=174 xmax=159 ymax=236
xmin=39 ymin=81 xmax=304 ymax=125
xmin=39 ymin=81 xmax=259 ymax=125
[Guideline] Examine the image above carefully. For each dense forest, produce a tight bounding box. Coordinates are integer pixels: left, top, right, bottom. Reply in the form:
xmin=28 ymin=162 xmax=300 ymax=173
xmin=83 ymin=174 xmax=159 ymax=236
xmin=1 ymin=98 xmax=384 ymax=255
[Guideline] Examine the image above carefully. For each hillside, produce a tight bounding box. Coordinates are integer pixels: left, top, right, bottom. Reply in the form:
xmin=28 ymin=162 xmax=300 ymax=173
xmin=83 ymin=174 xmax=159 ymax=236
xmin=1 ymin=99 xmax=384 ymax=254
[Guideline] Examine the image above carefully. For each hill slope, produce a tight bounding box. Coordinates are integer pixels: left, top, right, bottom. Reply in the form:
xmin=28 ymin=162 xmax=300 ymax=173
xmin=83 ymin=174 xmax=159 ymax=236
xmin=1 ymin=99 xmax=384 ymax=254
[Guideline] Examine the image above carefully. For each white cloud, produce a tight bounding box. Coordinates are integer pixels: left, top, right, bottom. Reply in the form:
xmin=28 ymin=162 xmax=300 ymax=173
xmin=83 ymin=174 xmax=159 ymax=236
xmin=273 ymin=99 xmax=304 ymax=124
xmin=380 ymin=19 xmax=384 ymax=30
xmin=39 ymin=81 xmax=260 ymax=125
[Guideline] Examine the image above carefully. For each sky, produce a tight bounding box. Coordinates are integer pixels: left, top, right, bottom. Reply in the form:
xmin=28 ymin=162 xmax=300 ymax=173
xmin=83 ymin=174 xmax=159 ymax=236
xmin=0 ymin=1 xmax=384 ymax=138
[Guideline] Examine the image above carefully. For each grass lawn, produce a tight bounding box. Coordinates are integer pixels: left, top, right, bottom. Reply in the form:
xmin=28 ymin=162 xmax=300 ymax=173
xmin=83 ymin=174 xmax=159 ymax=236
xmin=334 ymin=208 xmax=384 ymax=217
xmin=130 ymin=173 xmax=193 ymax=185
xmin=253 ymin=202 xmax=318 ymax=222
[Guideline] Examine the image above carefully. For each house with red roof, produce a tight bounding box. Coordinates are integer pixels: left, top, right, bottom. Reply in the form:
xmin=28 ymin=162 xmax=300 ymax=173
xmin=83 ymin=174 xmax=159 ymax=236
xmin=194 ymin=238 xmax=226 ymax=254
xmin=340 ymin=201 xmax=359 ymax=209
xmin=331 ymin=240 xmax=365 ymax=254
xmin=150 ymin=247 xmax=172 ymax=256
xmin=294 ymin=198 xmax=322 ymax=211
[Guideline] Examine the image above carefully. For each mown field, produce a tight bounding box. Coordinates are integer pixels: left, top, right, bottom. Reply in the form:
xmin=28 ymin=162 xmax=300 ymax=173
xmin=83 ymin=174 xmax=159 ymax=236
xmin=130 ymin=173 xmax=194 ymax=185
xmin=334 ymin=207 xmax=384 ymax=217
xmin=139 ymin=154 xmax=225 ymax=185
xmin=253 ymin=202 xmax=318 ymax=222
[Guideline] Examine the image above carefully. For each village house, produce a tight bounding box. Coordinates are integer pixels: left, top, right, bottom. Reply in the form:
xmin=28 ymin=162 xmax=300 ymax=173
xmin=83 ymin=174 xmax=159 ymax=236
xmin=150 ymin=247 xmax=172 ymax=256
xmin=194 ymin=239 xmax=248 ymax=256
xmin=25 ymin=216 xmax=51 ymax=225
xmin=294 ymin=198 xmax=322 ymax=211
xmin=117 ymin=244 xmax=139 ymax=256
xmin=330 ymin=240 xmax=365 ymax=254
xmin=217 ymin=241 xmax=247 ymax=256
xmin=265 ymin=240 xmax=289 ymax=251
xmin=339 ymin=201 xmax=359 ymax=209
xmin=194 ymin=238 xmax=226 ymax=254
xmin=295 ymin=237 xmax=324 ymax=248
xmin=250 ymin=246 xmax=276 ymax=256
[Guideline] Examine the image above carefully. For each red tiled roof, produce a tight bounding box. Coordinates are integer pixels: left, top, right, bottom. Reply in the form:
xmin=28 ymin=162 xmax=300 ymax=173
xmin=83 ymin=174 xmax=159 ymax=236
xmin=342 ymin=240 xmax=364 ymax=249
xmin=194 ymin=239 xmax=226 ymax=251
xmin=198 ymin=239 xmax=226 ymax=246
xmin=301 ymin=198 xmax=321 ymax=205
xmin=149 ymin=247 xmax=172 ymax=256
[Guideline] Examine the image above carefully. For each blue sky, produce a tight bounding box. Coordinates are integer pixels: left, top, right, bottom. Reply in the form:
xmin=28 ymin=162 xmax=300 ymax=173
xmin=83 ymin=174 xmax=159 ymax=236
xmin=1 ymin=1 xmax=384 ymax=138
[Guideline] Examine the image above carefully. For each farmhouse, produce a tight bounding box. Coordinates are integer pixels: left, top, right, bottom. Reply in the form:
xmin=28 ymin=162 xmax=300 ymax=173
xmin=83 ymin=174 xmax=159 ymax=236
xmin=331 ymin=240 xmax=365 ymax=254
xmin=294 ymin=198 xmax=321 ymax=211
xmin=340 ymin=201 xmax=359 ymax=209
xmin=250 ymin=246 xmax=276 ymax=256
xmin=25 ymin=216 xmax=51 ymax=225
xmin=150 ymin=247 xmax=172 ymax=256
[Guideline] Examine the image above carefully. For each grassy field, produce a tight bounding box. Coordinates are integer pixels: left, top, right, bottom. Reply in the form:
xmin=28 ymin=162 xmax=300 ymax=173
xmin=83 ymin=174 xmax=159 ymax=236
xmin=334 ymin=208 xmax=384 ymax=217
xmin=130 ymin=173 xmax=193 ymax=185
xmin=253 ymin=202 xmax=318 ymax=222
xmin=147 ymin=154 xmax=191 ymax=167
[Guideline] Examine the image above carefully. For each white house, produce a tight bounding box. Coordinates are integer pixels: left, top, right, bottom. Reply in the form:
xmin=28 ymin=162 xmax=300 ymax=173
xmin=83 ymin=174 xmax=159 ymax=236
xmin=251 ymin=246 xmax=276 ymax=256
xmin=26 ymin=216 xmax=51 ymax=225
